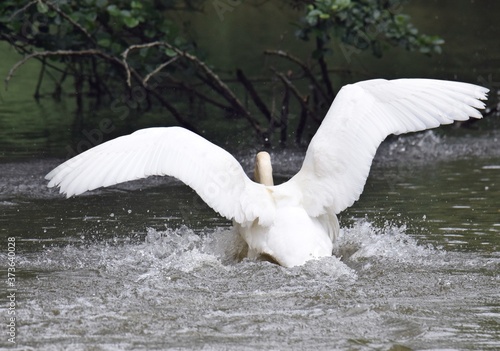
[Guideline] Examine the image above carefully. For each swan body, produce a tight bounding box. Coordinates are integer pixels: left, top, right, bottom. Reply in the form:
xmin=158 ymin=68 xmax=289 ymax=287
xmin=46 ymin=79 xmax=488 ymax=267
xmin=237 ymin=207 xmax=338 ymax=267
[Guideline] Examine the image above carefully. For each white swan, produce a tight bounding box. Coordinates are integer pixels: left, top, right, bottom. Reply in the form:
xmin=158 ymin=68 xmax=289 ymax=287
xmin=46 ymin=79 xmax=488 ymax=267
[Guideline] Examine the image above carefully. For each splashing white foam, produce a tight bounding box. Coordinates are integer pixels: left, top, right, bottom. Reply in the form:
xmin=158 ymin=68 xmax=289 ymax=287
xmin=335 ymin=218 xmax=440 ymax=265
xmin=16 ymin=219 xmax=442 ymax=284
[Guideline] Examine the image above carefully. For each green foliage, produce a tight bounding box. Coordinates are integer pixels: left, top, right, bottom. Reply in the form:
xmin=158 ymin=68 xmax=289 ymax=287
xmin=296 ymin=0 xmax=444 ymax=59
xmin=0 ymin=0 xmax=447 ymax=145
xmin=0 ymin=0 xmax=196 ymax=65
xmin=0 ymin=1 xmax=444 ymax=73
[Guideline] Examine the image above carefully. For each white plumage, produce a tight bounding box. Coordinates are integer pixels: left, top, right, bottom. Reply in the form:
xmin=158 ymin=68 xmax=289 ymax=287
xmin=46 ymin=79 xmax=488 ymax=267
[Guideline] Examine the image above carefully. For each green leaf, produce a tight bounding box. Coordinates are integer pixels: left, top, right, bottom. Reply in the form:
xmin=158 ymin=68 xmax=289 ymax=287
xmin=144 ymin=28 xmax=157 ymax=38
xmin=123 ymin=16 xmax=140 ymax=28
xmin=107 ymin=5 xmax=121 ymax=17
xmin=120 ymin=10 xmax=132 ymax=18
xmin=97 ymin=37 xmax=111 ymax=47
xmin=37 ymin=2 xmax=49 ymax=14
xmin=332 ymin=0 xmax=350 ymax=11
xmin=84 ymin=12 xmax=97 ymax=23
xmin=131 ymin=1 xmax=143 ymax=9
xmin=164 ymin=48 xmax=177 ymax=57
xmin=432 ymin=36 xmax=445 ymax=45
xmin=96 ymin=0 xmax=108 ymax=8
xmin=110 ymin=42 xmax=123 ymax=54
xmin=395 ymin=14 xmax=409 ymax=26
xmin=335 ymin=0 xmax=351 ymax=7
xmin=139 ymin=47 xmax=149 ymax=57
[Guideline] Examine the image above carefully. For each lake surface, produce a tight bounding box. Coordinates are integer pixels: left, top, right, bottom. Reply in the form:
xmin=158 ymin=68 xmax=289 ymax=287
xmin=1 ymin=131 xmax=499 ymax=350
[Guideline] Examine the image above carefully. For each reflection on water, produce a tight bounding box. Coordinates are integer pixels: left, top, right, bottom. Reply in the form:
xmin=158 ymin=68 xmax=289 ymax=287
xmin=349 ymin=157 xmax=500 ymax=254
xmin=0 ymin=132 xmax=499 ymax=350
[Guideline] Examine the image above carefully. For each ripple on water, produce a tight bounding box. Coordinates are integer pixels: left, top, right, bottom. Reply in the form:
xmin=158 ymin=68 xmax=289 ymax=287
xmin=1 ymin=130 xmax=499 ymax=349
xmin=10 ymin=220 xmax=500 ymax=350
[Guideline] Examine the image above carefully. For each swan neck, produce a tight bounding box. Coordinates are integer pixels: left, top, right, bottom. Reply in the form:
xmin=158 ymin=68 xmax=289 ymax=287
xmin=254 ymin=152 xmax=274 ymax=186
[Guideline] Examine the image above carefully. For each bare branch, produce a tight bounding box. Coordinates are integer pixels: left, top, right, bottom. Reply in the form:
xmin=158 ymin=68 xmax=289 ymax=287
xmin=143 ymin=56 xmax=179 ymax=86
xmin=9 ymin=0 xmax=38 ymax=20
xmin=5 ymin=49 xmax=124 ymax=89
xmin=315 ymin=37 xmax=334 ymax=99
xmin=270 ymin=67 xmax=321 ymax=124
xmin=146 ymin=88 xmax=199 ymax=133
xmin=236 ymin=69 xmax=272 ymax=122
xmin=279 ymin=83 xmax=290 ymax=146
xmin=166 ymin=77 xmax=233 ymax=111
xmin=41 ymin=0 xmax=97 ymax=45
xmin=122 ymin=41 xmax=265 ymax=134
xmin=295 ymin=95 xmax=309 ymax=145
xmin=265 ymin=49 xmax=329 ymax=102
xmin=34 ymin=57 xmax=46 ymax=100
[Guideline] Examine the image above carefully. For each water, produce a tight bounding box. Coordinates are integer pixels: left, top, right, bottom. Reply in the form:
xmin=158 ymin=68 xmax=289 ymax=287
xmin=1 ymin=131 xmax=499 ymax=350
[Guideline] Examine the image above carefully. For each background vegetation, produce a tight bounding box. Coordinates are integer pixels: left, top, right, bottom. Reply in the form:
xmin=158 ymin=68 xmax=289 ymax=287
xmin=0 ymin=0 xmax=493 ymax=151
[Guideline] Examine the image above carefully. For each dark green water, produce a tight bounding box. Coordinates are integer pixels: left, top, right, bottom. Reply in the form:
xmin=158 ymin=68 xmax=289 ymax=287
xmin=0 ymin=137 xmax=499 ymax=350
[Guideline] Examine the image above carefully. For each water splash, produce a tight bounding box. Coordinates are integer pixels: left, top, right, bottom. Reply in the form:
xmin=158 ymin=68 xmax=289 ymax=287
xmin=8 ymin=220 xmax=499 ymax=350
xmin=16 ymin=219 xmax=444 ymax=287
xmin=336 ymin=219 xmax=440 ymax=265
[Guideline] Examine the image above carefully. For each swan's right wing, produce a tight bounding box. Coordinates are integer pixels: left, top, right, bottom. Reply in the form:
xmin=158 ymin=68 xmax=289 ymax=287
xmin=46 ymin=127 xmax=275 ymax=225
xmin=286 ymin=78 xmax=489 ymax=217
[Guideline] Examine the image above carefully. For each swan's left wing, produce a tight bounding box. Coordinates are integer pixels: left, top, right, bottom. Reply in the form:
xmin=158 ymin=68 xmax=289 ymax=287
xmin=46 ymin=127 xmax=275 ymax=225
xmin=285 ymin=78 xmax=489 ymax=216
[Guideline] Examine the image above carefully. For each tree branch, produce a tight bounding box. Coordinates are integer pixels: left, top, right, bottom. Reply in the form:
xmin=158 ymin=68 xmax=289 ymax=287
xmin=315 ymin=37 xmax=335 ymax=99
xmin=121 ymin=41 xmax=265 ymax=134
xmin=9 ymin=0 xmax=38 ymax=20
xmin=264 ymin=49 xmax=329 ymax=102
xmin=166 ymin=77 xmax=234 ymax=111
xmin=295 ymin=95 xmax=309 ymax=145
xmin=270 ymin=67 xmax=321 ymax=124
xmin=34 ymin=57 xmax=46 ymax=100
xmin=5 ymin=49 xmax=124 ymax=89
xmin=236 ymin=68 xmax=272 ymax=122
xmin=279 ymin=83 xmax=290 ymax=146
xmin=5 ymin=49 xmax=199 ymax=132
xmin=41 ymin=0 xmax=97 ymax=45
xmin=143 ymin=56 xmax=179 ymax=86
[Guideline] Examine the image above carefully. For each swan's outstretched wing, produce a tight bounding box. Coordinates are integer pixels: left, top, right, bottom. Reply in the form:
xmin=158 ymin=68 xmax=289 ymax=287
xmin=46 ymin=127 xmax=274 ymax=225
xmin=288 ymin=78 xmax=489 ymax=216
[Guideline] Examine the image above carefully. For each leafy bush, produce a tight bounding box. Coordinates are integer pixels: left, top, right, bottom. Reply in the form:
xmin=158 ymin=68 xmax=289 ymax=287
xmin=0 ymin=0 xmax=444 ymax=145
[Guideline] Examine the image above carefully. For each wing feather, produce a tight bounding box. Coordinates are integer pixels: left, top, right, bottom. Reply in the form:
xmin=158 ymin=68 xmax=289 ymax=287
xmin=46 ymin=127 xmax=275 ymax=225
xmin=285 ymin=78 xmax=488 ymax=216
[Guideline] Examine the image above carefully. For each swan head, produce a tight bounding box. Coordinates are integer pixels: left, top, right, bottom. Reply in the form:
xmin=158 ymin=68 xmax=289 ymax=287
xmin=254 ymin=151 xmax=274 ymax=186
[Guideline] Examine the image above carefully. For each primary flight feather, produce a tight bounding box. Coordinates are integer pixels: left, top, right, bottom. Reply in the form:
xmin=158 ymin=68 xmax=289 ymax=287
xmin=46 ymin=78 xmax=489 ymax=267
